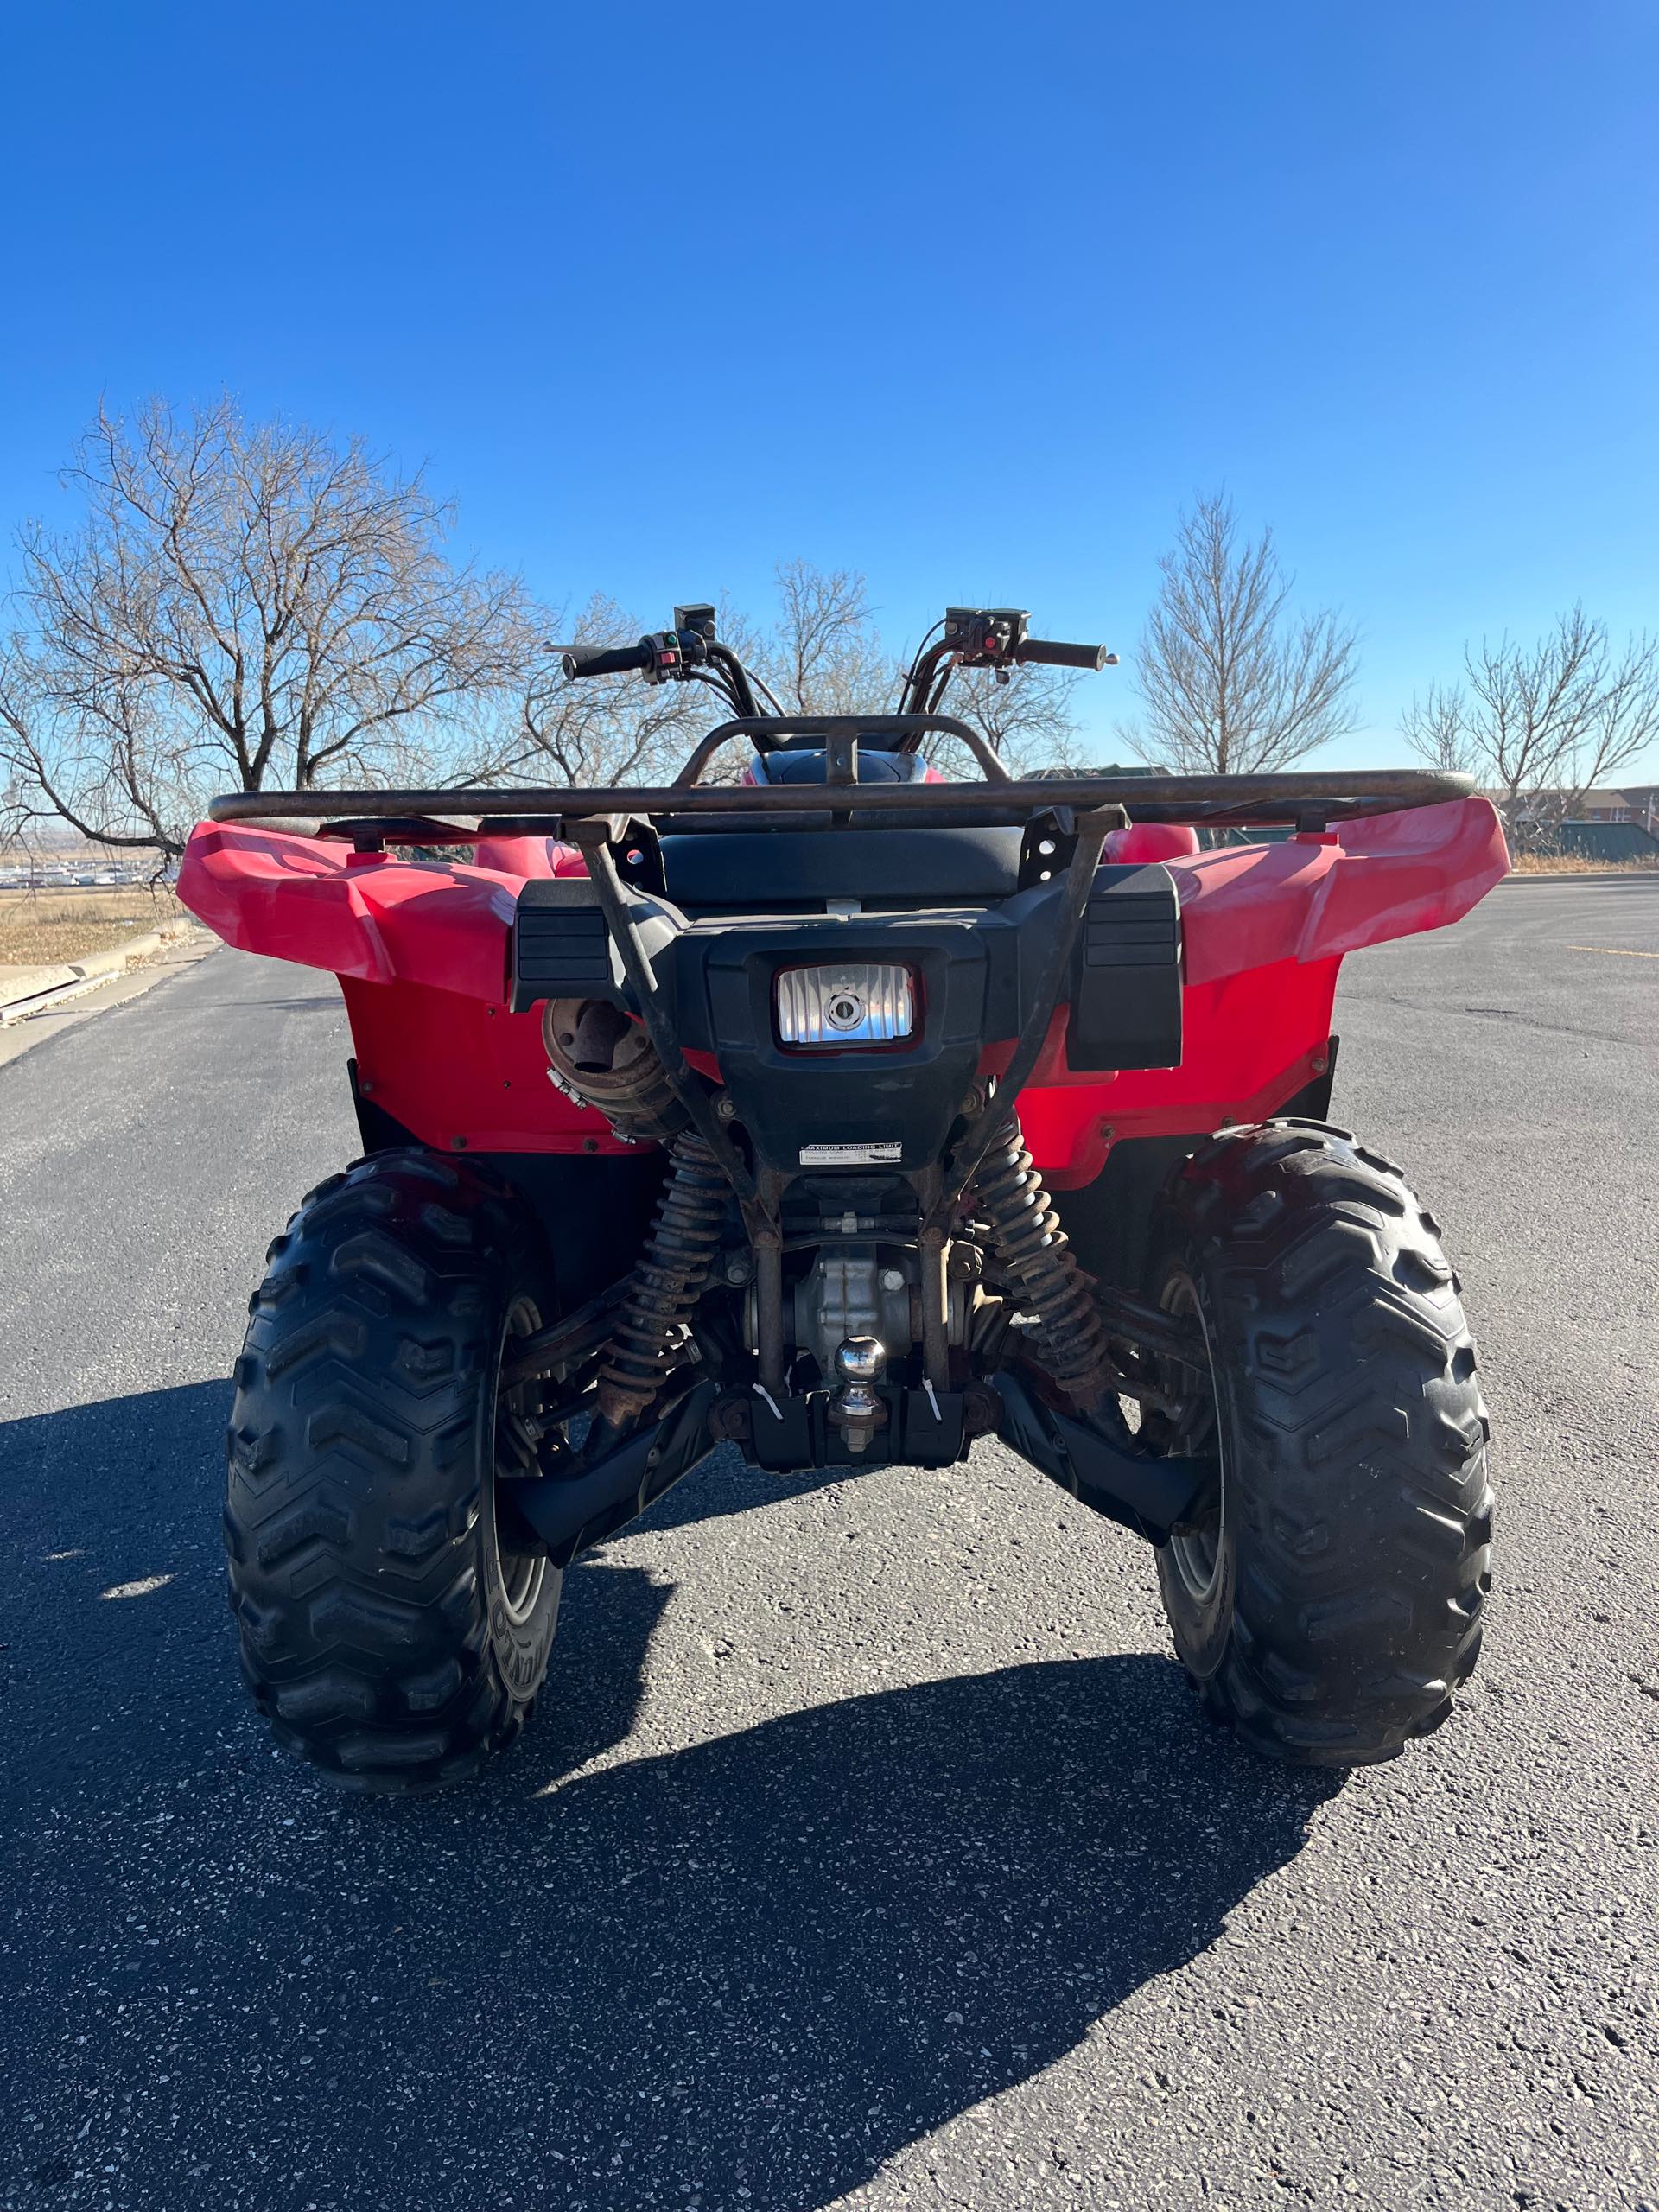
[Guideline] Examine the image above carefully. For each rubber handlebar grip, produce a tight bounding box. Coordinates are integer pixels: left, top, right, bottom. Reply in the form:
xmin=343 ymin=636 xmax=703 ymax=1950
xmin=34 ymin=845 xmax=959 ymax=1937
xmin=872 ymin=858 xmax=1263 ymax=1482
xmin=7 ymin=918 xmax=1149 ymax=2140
xmin=1015 ymin=638 xmax=1113 ymax=671
xmin=560 ymin=640 xmax=655 ymax=679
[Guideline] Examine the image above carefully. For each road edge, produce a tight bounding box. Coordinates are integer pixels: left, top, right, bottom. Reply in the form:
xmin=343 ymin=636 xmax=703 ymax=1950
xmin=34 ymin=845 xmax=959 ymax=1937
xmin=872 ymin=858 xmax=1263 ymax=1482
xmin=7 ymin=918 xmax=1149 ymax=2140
xmin=0 ymin=934 xmax=219 ymax=1074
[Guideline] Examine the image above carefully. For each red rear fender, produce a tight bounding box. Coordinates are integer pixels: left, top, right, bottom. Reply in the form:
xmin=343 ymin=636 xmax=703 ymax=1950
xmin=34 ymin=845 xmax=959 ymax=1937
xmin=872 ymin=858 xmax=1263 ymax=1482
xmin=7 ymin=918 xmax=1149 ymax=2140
xmin=1172 ymin=797 xmax=1508 ymax=982
xmin=178 ymin=824 xmax=628 ymax=1157
xmin=177 ymin=798 xmax=1506 ymax=1166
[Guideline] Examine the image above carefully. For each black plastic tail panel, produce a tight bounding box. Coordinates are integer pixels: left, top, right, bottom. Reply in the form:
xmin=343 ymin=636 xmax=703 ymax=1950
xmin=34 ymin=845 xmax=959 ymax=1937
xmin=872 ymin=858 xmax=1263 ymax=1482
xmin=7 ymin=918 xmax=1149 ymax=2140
xmin=1066 ymin=865 xmax=1183 ymax=1072
xmin=511 ymin=880 xmax=620 ymax=1013
xmin=506 ymin=862 xmax=1188 ymax=1168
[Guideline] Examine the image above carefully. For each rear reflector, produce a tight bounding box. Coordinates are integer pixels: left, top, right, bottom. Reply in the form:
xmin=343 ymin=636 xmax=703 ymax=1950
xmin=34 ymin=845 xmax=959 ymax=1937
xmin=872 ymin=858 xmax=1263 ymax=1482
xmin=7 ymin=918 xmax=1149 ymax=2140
xmin=776 ymin=962 xmax=913 ymax=1046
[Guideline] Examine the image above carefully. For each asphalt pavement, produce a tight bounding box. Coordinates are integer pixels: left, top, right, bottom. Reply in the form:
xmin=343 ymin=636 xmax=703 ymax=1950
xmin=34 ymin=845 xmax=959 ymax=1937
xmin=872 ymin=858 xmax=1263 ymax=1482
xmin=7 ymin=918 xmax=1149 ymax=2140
xmin=2 ymin=877 xmax=1656 ymax=2212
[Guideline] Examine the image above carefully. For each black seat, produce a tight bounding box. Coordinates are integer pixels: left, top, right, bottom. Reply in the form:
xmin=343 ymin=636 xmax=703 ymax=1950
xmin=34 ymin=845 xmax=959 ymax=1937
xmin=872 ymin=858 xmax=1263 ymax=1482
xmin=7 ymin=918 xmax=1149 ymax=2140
xmin=658 ymin=823 xmax=1026 ymax=910
xmin=658 ymin=742 xmax=1025 ymax=911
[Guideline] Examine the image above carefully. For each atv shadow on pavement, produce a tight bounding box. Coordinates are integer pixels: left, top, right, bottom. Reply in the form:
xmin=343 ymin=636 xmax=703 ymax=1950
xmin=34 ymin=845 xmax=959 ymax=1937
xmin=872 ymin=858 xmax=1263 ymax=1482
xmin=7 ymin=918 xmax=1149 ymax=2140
xmin=3 ymin=1381 xmax=1338 ymax=2212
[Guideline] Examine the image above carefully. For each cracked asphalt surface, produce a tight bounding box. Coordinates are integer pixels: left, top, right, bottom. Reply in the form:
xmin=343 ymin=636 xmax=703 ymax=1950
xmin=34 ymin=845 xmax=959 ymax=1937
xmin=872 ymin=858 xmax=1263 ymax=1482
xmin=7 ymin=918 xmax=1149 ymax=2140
xmin=2 ymin=876 xmax=1656 ymax=2211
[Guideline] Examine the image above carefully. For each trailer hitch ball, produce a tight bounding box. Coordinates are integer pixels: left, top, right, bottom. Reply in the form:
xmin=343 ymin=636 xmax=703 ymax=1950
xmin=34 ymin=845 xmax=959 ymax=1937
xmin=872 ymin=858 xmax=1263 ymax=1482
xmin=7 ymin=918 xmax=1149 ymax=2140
xmin=828 ymin=1337 xmax=887 ymax=1457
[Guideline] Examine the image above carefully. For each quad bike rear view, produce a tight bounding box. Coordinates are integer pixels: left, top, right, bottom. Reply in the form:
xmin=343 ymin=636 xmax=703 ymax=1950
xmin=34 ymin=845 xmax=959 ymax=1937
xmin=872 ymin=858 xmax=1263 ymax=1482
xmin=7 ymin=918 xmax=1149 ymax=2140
xmin=180 ymin=602 xmax=1504 ymax=1793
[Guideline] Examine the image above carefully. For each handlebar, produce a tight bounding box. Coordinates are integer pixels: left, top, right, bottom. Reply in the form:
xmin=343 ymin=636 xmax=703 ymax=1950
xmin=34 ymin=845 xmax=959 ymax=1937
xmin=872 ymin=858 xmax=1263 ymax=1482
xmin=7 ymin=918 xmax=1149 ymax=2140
xmin=559 ymin=617 xmax=1119 ymax=706
xmin=560 ymin=640 xmax=656 ymax=680
xmin=1014 ymin=639 xmax=1116 ymax=671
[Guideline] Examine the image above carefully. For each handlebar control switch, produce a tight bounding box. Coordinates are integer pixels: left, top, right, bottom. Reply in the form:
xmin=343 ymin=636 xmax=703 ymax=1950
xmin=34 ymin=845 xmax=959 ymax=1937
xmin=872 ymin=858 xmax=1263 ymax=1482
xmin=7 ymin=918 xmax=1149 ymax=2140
xmin=645 ymin=613 xmax=723 ymax=684
xmin=642 ymin=631 xmax=683 ymax=684
xmin=944 ymin=606 xmax=1031 ymax=667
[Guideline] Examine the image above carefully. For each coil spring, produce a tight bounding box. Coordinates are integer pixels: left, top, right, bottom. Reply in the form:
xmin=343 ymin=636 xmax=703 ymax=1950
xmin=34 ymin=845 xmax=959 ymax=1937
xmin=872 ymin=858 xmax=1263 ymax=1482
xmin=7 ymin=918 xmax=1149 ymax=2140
xmin=596 ymin=1131 xmax=728 ymax=1429
xmin=974 ymin=1116 xmax=1112 ymax=1412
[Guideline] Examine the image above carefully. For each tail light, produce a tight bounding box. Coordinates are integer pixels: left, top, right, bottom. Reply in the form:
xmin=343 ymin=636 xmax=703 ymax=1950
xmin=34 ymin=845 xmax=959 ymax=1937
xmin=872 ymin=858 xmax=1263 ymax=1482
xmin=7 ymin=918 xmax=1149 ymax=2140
xmin=775 ymin=962 xmax=914 ymax=1046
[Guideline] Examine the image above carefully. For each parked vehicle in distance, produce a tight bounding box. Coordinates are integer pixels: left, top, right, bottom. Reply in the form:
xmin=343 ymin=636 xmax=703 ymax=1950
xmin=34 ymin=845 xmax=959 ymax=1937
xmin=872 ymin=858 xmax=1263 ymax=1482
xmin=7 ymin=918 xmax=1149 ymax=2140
xmin=181 ymin=602 xmax=1504 ymax=1795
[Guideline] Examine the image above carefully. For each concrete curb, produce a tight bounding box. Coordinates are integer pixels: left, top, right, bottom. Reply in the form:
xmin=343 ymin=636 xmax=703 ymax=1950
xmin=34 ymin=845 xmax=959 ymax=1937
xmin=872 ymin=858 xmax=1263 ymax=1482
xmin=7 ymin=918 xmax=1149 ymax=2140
xmin=1498 ymin=871 xmax=1659 ymax=888
xmin=0 ymin=922 xmax=204 ymax=1025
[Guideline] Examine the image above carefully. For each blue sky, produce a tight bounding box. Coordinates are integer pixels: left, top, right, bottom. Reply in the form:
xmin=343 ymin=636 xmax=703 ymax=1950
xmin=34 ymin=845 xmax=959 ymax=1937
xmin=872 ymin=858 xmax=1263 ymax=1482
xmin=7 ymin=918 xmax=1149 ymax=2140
xmin=2 ymin=1 xmax=1655 ymax=769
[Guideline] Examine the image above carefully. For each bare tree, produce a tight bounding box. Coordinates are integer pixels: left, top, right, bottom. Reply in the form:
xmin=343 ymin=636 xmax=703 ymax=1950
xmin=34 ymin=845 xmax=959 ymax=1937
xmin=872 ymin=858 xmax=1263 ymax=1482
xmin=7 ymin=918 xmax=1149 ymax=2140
xmin=1 ymin=637 xmax=194 ymax=861
xmin=463 ymin=594 xmax=702 ymax=789
xmin=927 ymin=660 xmax=1084 ymax=777
xmin=458 ymin=565 xmax=893 ymax=793
xmin=1399 ymin=680 xmax=1480 ymax=779
xmin=1567 ymin=629 xmax=1659 ymax=806
xmin=1124 ymin=493 xmax=1359 ymax=774
xmin=749 ymin=560 xmax=891 ymax=716
xmin=0 ymin=397 xmax=535 ymax=855
xmin=747 ymin=561 xmax=1085 ymax=769
xmin=1402 ymin=608 xmax=1659 ymax=842
xmin=1459 ymin=607 xmax=1602 ymax=836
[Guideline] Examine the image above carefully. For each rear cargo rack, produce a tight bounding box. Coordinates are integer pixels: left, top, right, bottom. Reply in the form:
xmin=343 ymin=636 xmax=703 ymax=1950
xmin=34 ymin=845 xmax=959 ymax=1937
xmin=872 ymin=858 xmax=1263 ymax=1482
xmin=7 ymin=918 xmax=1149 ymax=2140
xmin=207 ymin=712 xmax=1474 ymax=844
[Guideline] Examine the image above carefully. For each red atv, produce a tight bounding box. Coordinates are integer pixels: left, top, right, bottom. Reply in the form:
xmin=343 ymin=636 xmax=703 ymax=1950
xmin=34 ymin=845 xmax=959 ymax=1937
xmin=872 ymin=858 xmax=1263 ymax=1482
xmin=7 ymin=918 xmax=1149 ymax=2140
xmin=180 ymin=604 xmax=1505 ymax=1793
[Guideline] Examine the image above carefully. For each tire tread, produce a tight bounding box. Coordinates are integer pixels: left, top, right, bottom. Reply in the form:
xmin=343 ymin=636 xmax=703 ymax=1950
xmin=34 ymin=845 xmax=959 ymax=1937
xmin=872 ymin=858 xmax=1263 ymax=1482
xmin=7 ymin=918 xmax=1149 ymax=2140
xmin=1155 ymin=1119 xmax=1493 ymax=1767
xmin=225 ymin=1147 xmax=556 ymax=1795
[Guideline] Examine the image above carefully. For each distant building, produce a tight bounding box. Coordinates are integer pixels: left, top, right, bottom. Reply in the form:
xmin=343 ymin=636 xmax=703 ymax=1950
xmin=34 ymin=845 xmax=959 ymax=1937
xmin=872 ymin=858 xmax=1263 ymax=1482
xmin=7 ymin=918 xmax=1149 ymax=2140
xmin=1509 ymin=785 xmax=1656 ymax=829
xmin=1574 ymin=788 xmax=1640 ymax=823
xmin=1497 ymin=785 xmax=1659 ymax=861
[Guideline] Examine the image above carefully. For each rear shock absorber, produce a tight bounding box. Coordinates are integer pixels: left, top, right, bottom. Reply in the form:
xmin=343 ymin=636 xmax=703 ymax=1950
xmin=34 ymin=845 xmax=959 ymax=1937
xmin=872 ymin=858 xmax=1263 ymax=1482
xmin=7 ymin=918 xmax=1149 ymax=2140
xmin=974 ymin=1115 xmax=1113 ymax=1414
xmin=593 ymin=1131 xmax=728 ymax=1439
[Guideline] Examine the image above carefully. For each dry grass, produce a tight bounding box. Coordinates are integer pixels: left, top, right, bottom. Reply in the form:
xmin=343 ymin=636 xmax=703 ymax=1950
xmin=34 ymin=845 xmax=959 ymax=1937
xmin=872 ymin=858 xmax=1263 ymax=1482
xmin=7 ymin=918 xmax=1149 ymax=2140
xmin=0 ymin=885 xmax=188 ymax=968
xmin=1510 ymin=854 xmax=1659 ymax=875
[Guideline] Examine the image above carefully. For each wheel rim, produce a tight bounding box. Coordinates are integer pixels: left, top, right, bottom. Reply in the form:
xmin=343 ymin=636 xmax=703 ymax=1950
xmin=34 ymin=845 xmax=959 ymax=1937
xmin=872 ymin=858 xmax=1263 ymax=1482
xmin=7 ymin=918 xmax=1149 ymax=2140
xmin=488 ymin=1295 xmax=552 ymax=1627
xmin=1158 ymin=1273 xmax=1227 ymax=1608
